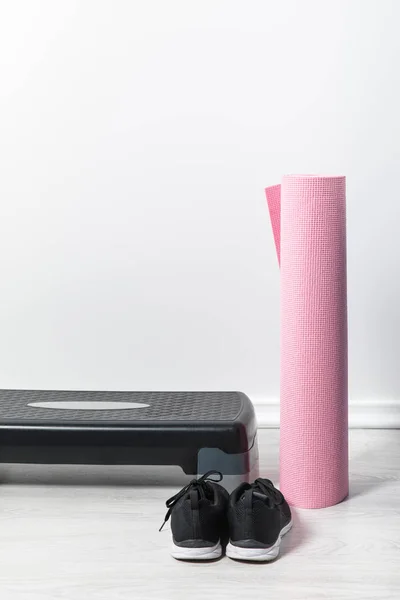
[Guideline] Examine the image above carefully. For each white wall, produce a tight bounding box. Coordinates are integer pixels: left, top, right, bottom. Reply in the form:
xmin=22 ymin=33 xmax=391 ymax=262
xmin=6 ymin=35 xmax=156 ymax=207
xmin=1 ymin=0 xmax=399 ymax=426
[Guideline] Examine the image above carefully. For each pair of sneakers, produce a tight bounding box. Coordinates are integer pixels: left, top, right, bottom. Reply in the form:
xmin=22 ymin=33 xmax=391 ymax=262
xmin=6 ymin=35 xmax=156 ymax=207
xmin=160 ymin=471 xmax=292 ymax=562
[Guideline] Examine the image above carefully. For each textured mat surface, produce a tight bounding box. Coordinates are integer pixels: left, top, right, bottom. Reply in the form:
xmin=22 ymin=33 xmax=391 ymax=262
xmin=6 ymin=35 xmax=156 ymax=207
xmin=266 ymin=175 xmax=348 ymax=508
xmin=0 ymin=390 xmax=245 ymax=423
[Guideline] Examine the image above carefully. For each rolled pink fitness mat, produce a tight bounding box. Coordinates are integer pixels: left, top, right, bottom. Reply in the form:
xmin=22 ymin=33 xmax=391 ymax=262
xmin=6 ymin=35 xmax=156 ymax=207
xmin=265 ymin=175 xmax=348 ymax=509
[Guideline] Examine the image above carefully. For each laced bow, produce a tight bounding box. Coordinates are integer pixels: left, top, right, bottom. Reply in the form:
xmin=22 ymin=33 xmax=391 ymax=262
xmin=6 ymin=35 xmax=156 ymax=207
xmin=159 ymin=470 xmax=223 ymax=531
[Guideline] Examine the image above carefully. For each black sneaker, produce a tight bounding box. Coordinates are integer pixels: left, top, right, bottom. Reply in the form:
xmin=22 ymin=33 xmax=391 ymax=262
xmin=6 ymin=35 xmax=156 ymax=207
xmin=226 ymin=478 xmax=292 ymax=561
xmin=160 ymin=470 xmax=229 ymax=560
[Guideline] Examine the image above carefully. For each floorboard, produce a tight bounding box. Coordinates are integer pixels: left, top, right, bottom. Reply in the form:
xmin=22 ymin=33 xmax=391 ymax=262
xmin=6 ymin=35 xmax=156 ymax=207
xmin=0 ymin=430 xmax=399 ymax=599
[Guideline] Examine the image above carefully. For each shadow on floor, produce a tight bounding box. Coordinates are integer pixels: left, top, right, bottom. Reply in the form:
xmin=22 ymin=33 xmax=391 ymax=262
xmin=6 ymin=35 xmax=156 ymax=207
xmin=348 ymin=474 xmax=390 ymax=499
xmin=0 ymin=464 xmax=192 ymax=488
xmin=279 ymin=508 xmax=310 ymax=557
xmin=347 ymin=429 xmax=400 ymax=499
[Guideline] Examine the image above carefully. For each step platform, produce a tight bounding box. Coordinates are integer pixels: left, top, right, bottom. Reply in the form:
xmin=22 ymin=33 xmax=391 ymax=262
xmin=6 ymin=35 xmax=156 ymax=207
xmin=0 ymin=390 xmax=259 ymax=491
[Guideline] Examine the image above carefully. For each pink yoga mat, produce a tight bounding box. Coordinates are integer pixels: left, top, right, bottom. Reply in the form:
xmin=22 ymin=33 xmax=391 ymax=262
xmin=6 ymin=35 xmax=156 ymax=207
xmin=266 ymin=175 xmax=348 ymax=509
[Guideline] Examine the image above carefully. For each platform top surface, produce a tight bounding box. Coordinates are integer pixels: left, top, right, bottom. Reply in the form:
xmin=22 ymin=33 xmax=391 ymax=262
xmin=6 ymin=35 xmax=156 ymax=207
xmin=0 ymin=390 xmax=249 ymax=425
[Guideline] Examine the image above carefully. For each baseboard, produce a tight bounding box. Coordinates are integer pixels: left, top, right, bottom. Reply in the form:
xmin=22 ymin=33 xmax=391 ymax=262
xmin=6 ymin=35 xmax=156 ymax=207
xmin=252 ymin=397 xmax=400 ymax=429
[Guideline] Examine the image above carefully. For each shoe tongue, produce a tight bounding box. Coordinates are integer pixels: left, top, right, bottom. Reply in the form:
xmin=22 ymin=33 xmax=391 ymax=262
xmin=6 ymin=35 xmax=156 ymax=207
xmin=253 ymin=491 xmax=268 ymax=502
xmin=240 ymin=490 xmax=271 ymax=507
xmin=203 ymin=484 xmax=214 ymax=502
xmin=254 ymin=490 xmax=276 ymax=508
xmin=188 ymin=482 xmax=213 ymax=504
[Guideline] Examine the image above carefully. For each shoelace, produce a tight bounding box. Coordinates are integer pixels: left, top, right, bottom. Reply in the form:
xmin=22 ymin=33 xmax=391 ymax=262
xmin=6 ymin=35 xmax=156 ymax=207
xmin=159 ymin=470 xmax=223 ymax=531
xmin=251 ymin=478 xmax=284 ymax=506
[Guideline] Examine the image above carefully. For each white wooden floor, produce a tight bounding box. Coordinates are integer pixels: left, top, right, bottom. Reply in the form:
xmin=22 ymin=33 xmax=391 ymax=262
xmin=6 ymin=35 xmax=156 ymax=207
xmin=0 ymin=430 xmax=399 ymax=600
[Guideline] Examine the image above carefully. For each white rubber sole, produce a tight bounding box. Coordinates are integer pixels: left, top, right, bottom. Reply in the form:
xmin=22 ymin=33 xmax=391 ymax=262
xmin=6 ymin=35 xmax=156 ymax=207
xmin=226 ymin=519 xmax=293 ymax=562
xmin=171 ymin=540 xmax=222 ymax=561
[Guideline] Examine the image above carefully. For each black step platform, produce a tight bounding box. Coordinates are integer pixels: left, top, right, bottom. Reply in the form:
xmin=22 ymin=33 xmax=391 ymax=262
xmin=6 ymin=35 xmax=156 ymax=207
xmin=0 ymin=390 xmax=259 ymax=490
